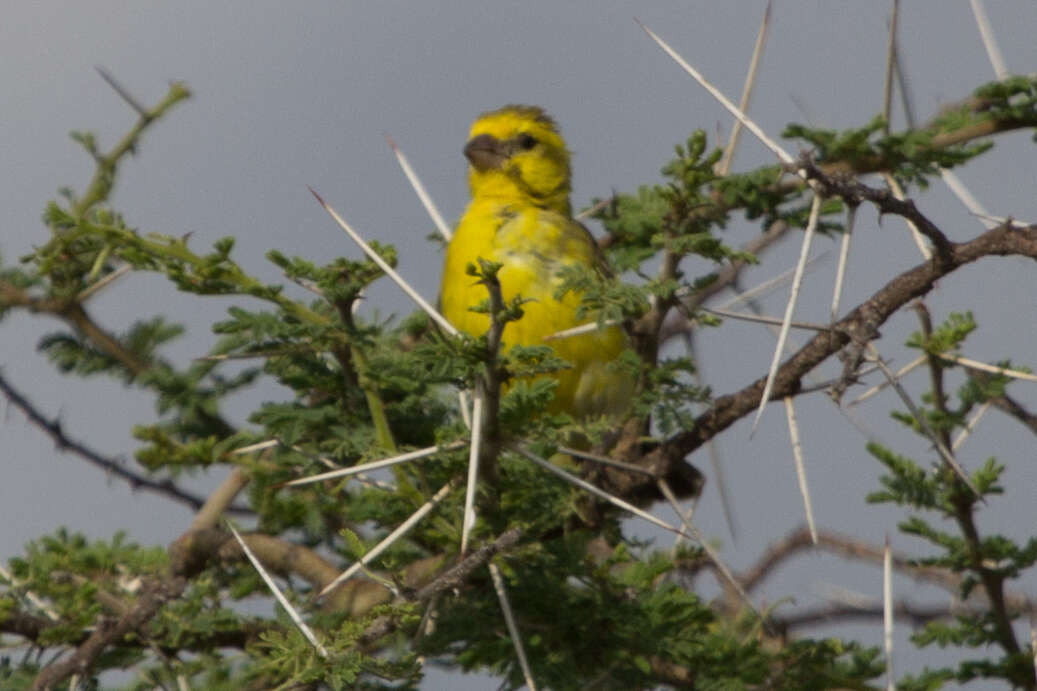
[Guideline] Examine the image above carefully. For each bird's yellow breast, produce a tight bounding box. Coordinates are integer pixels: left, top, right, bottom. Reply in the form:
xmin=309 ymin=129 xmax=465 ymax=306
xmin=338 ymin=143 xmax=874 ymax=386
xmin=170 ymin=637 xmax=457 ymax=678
xmin=440 ymin=198 xmax=631 ymax=418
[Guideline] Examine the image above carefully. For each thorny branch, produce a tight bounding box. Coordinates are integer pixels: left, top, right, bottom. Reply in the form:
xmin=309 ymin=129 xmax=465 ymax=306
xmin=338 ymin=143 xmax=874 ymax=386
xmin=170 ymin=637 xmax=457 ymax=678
xmin=968 ymin=370 xmax=1037 ymax=436
xmin=740 ymin=526 xmax=960 ymax=594
xmin=356 ymin=527 xmax=524 ymax=648
xmin=639 ymin=215 xmax=1037 ymax=496
xmin=0 ymin=369 xmax=250 ymax=516
xmin=30 ymin=576 xmax=188 ymax=691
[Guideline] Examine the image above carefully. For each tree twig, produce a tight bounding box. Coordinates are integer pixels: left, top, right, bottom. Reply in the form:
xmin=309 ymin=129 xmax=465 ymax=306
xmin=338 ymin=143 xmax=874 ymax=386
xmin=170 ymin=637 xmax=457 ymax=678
xmin=0 ymin=369 xmax=249 ymax=516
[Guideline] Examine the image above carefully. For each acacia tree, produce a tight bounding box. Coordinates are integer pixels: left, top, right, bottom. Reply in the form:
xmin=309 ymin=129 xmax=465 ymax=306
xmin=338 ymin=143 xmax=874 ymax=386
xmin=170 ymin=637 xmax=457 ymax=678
xmin=1 ymin=55 xmax=1037 ymax=691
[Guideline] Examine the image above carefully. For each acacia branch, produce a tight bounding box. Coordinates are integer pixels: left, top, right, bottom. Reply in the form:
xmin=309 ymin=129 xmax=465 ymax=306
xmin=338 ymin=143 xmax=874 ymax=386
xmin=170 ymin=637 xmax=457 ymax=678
xmin=356 ymin=527 xmax=523 ymax=648
xmin=639 ymin=220 xmax=1037 ymax=493
xmin=968 ymin=371 xmax=1037 ymax=436
xmin=774 ymin=601 xmax=962 ymax=633
xmin=0 ymin=369 xmax=249 ymax=515
xmin=30 ymin=576 xmax=188 ymax=691
xmin=740 ymin=526 xmax=960 ymax=594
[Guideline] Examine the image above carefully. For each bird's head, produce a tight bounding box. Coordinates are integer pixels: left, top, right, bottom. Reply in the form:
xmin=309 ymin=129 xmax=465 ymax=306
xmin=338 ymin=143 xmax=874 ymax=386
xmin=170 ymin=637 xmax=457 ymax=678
xmin=464 ymin=105 xmax=571 ymax=214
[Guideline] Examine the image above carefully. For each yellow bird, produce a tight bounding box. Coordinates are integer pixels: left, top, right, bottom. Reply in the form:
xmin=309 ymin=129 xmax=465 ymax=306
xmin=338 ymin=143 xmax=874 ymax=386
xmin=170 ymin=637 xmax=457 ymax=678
xmin=440 ymin=105 xmax=633 ymax=418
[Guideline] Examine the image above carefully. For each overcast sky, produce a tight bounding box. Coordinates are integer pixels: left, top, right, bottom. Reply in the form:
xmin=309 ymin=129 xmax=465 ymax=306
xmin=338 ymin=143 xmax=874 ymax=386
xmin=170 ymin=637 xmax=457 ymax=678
xmin=2 ymin=2 xmax=1036 ymax=688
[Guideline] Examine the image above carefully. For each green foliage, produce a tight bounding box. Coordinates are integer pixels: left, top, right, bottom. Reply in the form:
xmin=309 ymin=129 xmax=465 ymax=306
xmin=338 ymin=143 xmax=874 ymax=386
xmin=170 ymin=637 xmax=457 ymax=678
xmin=866 ymin=306 xmax=1036 ymax=688
xmin=784 ymin=118 xmax=993 ymax=188
xmin=1 ymin=76 xmax=1033 ymax=690
xmin=4 ymin=531 xmax=166 ymax=648
xmin=906 ymin=311 xmax=976 ymax=354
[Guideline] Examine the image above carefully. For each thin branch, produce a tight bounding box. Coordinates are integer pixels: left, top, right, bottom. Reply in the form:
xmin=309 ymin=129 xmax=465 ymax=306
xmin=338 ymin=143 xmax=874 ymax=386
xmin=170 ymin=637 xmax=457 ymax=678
xmin=741 ymin=526 xmax=960 ymax=594
xmin=357 ymin=527 xmax=523 ymax=648
xmin=0 ymin=369 xmax=249 ymax=515
xmin=31 ymin=576 xmax=188 ymax=690
xmin=774 ymin=601 xmax=959 ymax=632
xmin=189 ymin=468 xmax=251 ymax=531
xmin=519 ymin=446 xmax=760 ymax=622
xmin=95 ymin=66 xmax=149 ymax=118
xmin=637 ymin=221 xmax=1036 ymax=498
xmin=682 ymin=220 xmax=790 ymax=313
xmin=989 ymin=392 xmax=1037 ymax=436
xmin=867 ymin=347 xmax=979 ymax=496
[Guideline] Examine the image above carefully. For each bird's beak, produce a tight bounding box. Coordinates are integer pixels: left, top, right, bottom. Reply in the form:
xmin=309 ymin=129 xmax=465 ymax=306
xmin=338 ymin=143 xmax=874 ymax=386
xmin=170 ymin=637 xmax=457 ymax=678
xmin=463 ymin=133 xmax=507 ymax=172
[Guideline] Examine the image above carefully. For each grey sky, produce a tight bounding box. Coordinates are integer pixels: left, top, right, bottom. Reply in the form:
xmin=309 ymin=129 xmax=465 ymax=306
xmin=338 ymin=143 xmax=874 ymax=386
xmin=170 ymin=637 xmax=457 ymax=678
xmin=2 ymin=2 xmax=1036 ymax=688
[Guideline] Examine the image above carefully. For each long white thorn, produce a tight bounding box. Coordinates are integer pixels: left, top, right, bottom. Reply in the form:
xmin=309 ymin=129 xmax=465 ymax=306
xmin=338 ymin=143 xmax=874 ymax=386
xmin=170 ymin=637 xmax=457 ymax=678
xmin=516 ymin=446 xmax=680 ymax=536
xmin=882 ymin=0 xmax=899 ymax=131
xmin=231 ymin=439 xmax=280 ymax=455
xmin=868 ymin=347 xmax=980 ymax=497
xmin=0 ymin=564 xmax=59 ymax=621
xmin=969 ymin=0 xmax=1009 ymax=80
xmin=884 ymin=536 xmax=895 ymax=691
xmin=575 ymin=196 xmax=613 ymax=221
xmin=849 ymin=355 xmax=926 ymax=406
xmin=830 ymin=205 xmax=857 ymax=321
xmin=310 ymin=188 xmax=459 ymax=336
xmin=969 ymin=212 xmax=1031 ymax=229
xmin=784 ymin=397 xmax=817 ymax=544
xmin=489 ymin=563 xmax=537 ymax=691
xmin=686 ymin=334 xmax=736 ymax=542
xmin=77 ymin=263 xmax=133 ymax=302
xmin=519 ymin=446 xmax=756 ymax=616
xmin=751 ymin=192 xmax=823 ymax=434
xmin=704 ymin=306 xmax=830 ymax=332
xmin=461 ymin=392 xmax=484 ymax=555
xmin=637 ymin=19 xmax=795 ymax=166
xmin=228 ymin=523 xmax=328 ymax=657
xmin=320 ymin=480 xmax=455 ymax=597
xmin=940 ymin=169 xmax=997 ymax=229
xmin=718 ymin=251 xmax=829 ymax=310
xmin=1030 ymin=612 xmax=1037 ymax=678
xmin=544 ymin=319 xmax=619 ymax=341
xmin=386 ymin=135 xmax=453 ymax=241
xmin=458 ymin=390 xmax=473 ymax=429
xmin=883 ymin=175 xmax=931 ymax=260
xmin=952 ymin=400 xmax=992 ymax=452
xmin=234 ymin=438 xmax=396 ymax=489
xmin=655 ymin=478 xmax=757 ymax=616
xmin=937 ymin=353 xmax=1037 ymax=383
xmin=658 ymin=478 xmax=696 ymax=553
xmin=716 ymin=0 xmax=771 ymax=176
xmin=284 ymin=441 xmax=467 ymax=487
xmin=559 ymin=446 xmax=654 ymax=476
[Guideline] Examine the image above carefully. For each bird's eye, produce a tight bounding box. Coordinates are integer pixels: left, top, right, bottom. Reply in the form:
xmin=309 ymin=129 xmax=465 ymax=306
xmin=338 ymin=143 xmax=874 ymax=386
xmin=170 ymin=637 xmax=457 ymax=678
xmin=517 ymin=133 xmax=537 ymax=150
